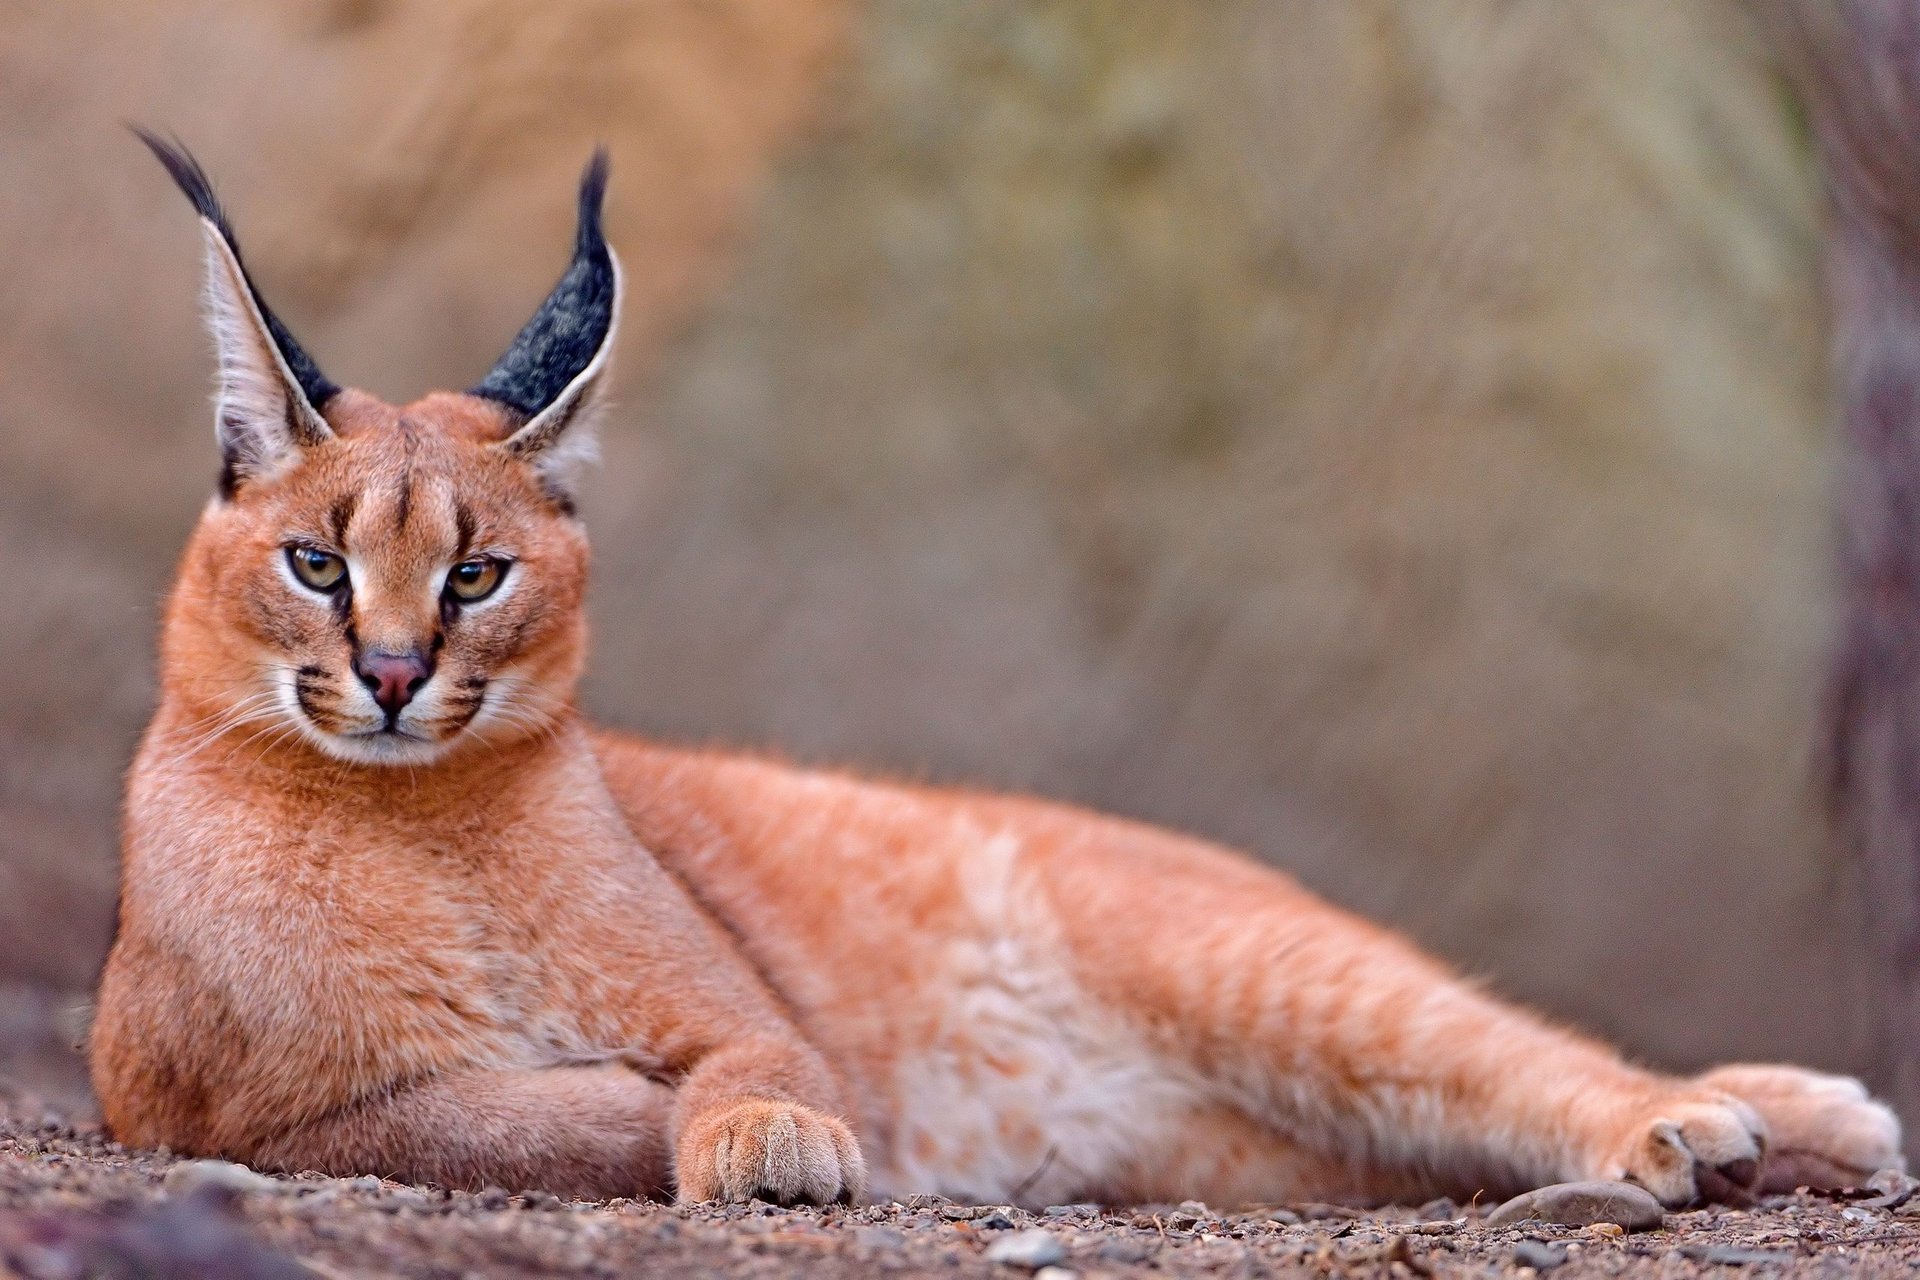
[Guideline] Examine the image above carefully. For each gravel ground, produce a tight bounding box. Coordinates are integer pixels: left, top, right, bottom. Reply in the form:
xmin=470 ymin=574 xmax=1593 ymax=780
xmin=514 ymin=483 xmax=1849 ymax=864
xmin=2 ymin=1091 xmax=1919 ymax=1280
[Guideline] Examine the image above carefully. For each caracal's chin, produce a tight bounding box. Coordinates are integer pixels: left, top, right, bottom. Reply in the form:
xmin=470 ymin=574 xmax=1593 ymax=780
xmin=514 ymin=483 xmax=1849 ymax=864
xmin=293 ymin=715 xmax=460 ymax=767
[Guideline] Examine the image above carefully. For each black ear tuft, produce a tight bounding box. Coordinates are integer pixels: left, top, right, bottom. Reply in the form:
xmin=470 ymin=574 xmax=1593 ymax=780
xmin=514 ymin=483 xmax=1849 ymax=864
xmin=131 ymin=126 xmax=339 ymax=411
xmin=130 ymin=126 xmax=230 ymax=235
xmin=471 ymin=148 xmax=616 ymax=423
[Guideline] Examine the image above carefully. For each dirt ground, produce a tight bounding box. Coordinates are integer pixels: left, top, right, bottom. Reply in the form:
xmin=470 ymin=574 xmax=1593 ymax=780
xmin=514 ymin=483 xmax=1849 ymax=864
xmin=1 ymin=1092 xmax=1917 ymax=1280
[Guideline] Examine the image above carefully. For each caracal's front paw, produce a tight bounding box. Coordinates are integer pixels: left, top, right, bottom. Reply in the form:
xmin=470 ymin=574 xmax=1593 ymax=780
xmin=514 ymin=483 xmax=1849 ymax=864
xmin=676 ymin=1099 xmax=867 ymax=1205
xmin=1698 ymin=1064 xmax=1904 ymax=1193
xmin=1592 ymin=1089 xmax=1769 ymax=1207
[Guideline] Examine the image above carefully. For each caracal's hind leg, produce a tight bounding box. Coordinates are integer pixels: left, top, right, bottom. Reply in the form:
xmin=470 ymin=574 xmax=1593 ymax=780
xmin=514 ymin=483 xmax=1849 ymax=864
xmin=1032 ymin=818 xmax=1902 ymax=1206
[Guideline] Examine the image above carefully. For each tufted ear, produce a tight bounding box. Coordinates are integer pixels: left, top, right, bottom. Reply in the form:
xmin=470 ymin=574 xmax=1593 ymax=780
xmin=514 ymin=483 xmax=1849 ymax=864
xmin=134 ymin=129 xmax=338 ymax=495
xmin=473 ymin=149 xmax=620 ymax=504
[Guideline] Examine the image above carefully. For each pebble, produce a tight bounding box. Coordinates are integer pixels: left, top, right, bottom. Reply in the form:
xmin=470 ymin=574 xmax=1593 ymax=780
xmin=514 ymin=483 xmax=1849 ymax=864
xmin=1860 ymin=1168 xmax=1919 ymax=1210
xmin=1512 ymin=1238 xmax=1569 ymax=1270
xmin=162 ymin=1158 xmax=283 ymax=1200
xmin=1680 ymin=1244 xmax=1796 ymax=1266
xmin=1032 ymin=1269 xmax=1077 ymax=1280
xmin=855 ymin=1226 xmax=907 ymax=1251
xmin=1484 ymin=1180 xmax=1664 ymax=1232
xmin=985 ymin=1227 xmax=1068 ymax=1268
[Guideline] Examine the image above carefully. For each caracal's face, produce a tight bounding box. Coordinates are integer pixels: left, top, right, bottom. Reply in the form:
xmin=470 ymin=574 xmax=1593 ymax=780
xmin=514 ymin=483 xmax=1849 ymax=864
xmin=183 ymin=391 xmax=591 ymax=767
xmin=138 ymin=135 xmax=618 ymax=767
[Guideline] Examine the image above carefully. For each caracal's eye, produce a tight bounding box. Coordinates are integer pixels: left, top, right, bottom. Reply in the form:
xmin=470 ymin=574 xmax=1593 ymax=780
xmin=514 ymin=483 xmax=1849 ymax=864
xmin=286 ymin=546 xmax=347 ymax=592
xmin=445 ymin=557 xmax=508 ymax=603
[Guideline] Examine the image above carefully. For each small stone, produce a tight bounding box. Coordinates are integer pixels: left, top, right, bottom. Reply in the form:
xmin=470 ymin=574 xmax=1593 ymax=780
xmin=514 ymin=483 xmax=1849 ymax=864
xmin=1682 ymin=1244 xmax=1796 ymax=1266
xmin=291 ymin=1187 xmax=339 ymax=1212
xmin=940 ymin=1203 xmax=977 ymax=1220
xmin=1484 ymin=1181 xmax=1664 ymax=1232
xmin=1585 ymin=1222 xmax=1625 ymax=1238
xmin=1095 ymin=1239 xmax=1150 ymax=1263
xmin=344 ymin=1174 xmax=383 ymax=1193
xmin=1044 ymin=1203 xmax=1100 ymax=1219
xmin=1513 ymin=1238 xmax=1569 ymax=1270
xmin=855 ymin=1226 xmax=907 ymax=1251
xmin=163 ymin=1159 xmax=282 ymax=1200
xmin=1032 ymin=1269 xmax=1077 ymax=1280
xmin=1859 ymin=1169 xmax=1919 ymax=1210
xmin=975 ymin=1209 xmax=1017 ymax=1230
xmin=985 ymin=1227 xmax=1068 ymax=1268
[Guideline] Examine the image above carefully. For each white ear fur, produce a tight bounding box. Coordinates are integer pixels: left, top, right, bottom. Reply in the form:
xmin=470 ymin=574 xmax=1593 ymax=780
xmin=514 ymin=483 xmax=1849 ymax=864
xmin=496 ymin=249 xmax=622 ymax=500
xmin=200 ymin=218 xmax=332 ymax=484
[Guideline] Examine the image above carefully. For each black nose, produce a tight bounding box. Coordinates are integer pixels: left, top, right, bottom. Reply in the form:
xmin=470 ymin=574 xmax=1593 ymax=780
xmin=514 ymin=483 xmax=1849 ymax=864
xmin=354 ymin=648 xmax=434 ymax=719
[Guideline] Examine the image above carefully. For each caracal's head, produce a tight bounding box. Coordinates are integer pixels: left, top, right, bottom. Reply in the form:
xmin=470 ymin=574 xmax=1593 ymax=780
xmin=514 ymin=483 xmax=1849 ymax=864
xmin=140 ymin=133 xmax=618 ymax=767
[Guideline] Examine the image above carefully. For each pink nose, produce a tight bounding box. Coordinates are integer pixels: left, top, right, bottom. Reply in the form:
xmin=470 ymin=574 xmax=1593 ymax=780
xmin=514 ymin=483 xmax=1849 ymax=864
xmin=354 ymin=649 xmax=434 ymax=718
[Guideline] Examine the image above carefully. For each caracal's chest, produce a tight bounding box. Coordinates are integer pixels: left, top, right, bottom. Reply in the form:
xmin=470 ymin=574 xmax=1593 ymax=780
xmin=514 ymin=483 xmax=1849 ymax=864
xmin=152 ymin=770 xmax=676 ymax=1081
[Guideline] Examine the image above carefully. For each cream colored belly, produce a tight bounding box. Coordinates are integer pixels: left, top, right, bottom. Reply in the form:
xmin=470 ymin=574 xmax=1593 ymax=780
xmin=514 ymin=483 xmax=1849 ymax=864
xmin=869 ymin=981 xmax=1210 ymax=1203
xmin=847 ymin=833 xmax=1208 ymax=1204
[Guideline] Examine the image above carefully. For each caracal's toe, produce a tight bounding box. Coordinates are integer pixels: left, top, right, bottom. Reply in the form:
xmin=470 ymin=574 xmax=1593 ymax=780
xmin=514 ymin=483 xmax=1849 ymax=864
xmin=1592 ymin=1089 xmax=1767 ymax=1207
xmin=676 ymin=1099 xmax=867 ymax=1206
xmin=1699 ymin=1064 xmax=1904 ymax=1193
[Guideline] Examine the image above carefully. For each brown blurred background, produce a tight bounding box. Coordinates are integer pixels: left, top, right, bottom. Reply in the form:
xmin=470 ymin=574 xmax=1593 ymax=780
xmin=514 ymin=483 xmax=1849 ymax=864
xmin=0 ymin=1 xmax=1879 ymax=1121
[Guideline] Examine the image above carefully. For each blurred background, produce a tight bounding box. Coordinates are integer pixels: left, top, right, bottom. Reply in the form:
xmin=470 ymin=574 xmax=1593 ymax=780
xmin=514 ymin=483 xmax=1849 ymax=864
xmin=0 ymin=0 xmax=1888 ymax=1127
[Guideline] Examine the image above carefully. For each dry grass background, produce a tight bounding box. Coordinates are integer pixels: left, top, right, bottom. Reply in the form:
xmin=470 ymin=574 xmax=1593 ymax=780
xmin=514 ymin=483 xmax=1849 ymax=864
xmin=0 ymin=0 xmax=1873 ymax=1107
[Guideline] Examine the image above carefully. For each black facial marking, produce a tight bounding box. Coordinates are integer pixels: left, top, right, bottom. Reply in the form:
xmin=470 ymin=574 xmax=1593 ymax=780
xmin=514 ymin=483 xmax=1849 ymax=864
xmin=471 ymin=149 xmax=613 ymax=425
xmin=391 ymin=424 xmax=422 ymax=531
xmin=132 ymin=128 xmax=340 ymax=415
xmin=454 ymin=503 xmax=477 ymax=559
xmin=293 ymin=666 xmax=337 ymax=727
xmin=327 ymin=493 xmax=358 ymax=547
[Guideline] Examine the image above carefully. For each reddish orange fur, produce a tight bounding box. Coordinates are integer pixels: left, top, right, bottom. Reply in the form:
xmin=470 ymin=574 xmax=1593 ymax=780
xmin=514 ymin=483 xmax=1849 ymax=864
xmin=92 ymin=232 xmax=1904 ymax=1209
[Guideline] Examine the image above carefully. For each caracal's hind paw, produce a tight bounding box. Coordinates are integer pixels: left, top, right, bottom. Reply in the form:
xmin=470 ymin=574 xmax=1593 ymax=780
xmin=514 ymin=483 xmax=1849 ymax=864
xmin=1699 ymin=1064 xmax=1904 ymax=1193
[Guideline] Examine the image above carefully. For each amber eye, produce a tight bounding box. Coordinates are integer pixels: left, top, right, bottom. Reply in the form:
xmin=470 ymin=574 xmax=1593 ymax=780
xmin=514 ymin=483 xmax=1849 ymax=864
xmin=445 ymin=557 xmax=507 ymax=603
xmin=286 ymin=546 xmax=347 ymax=592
